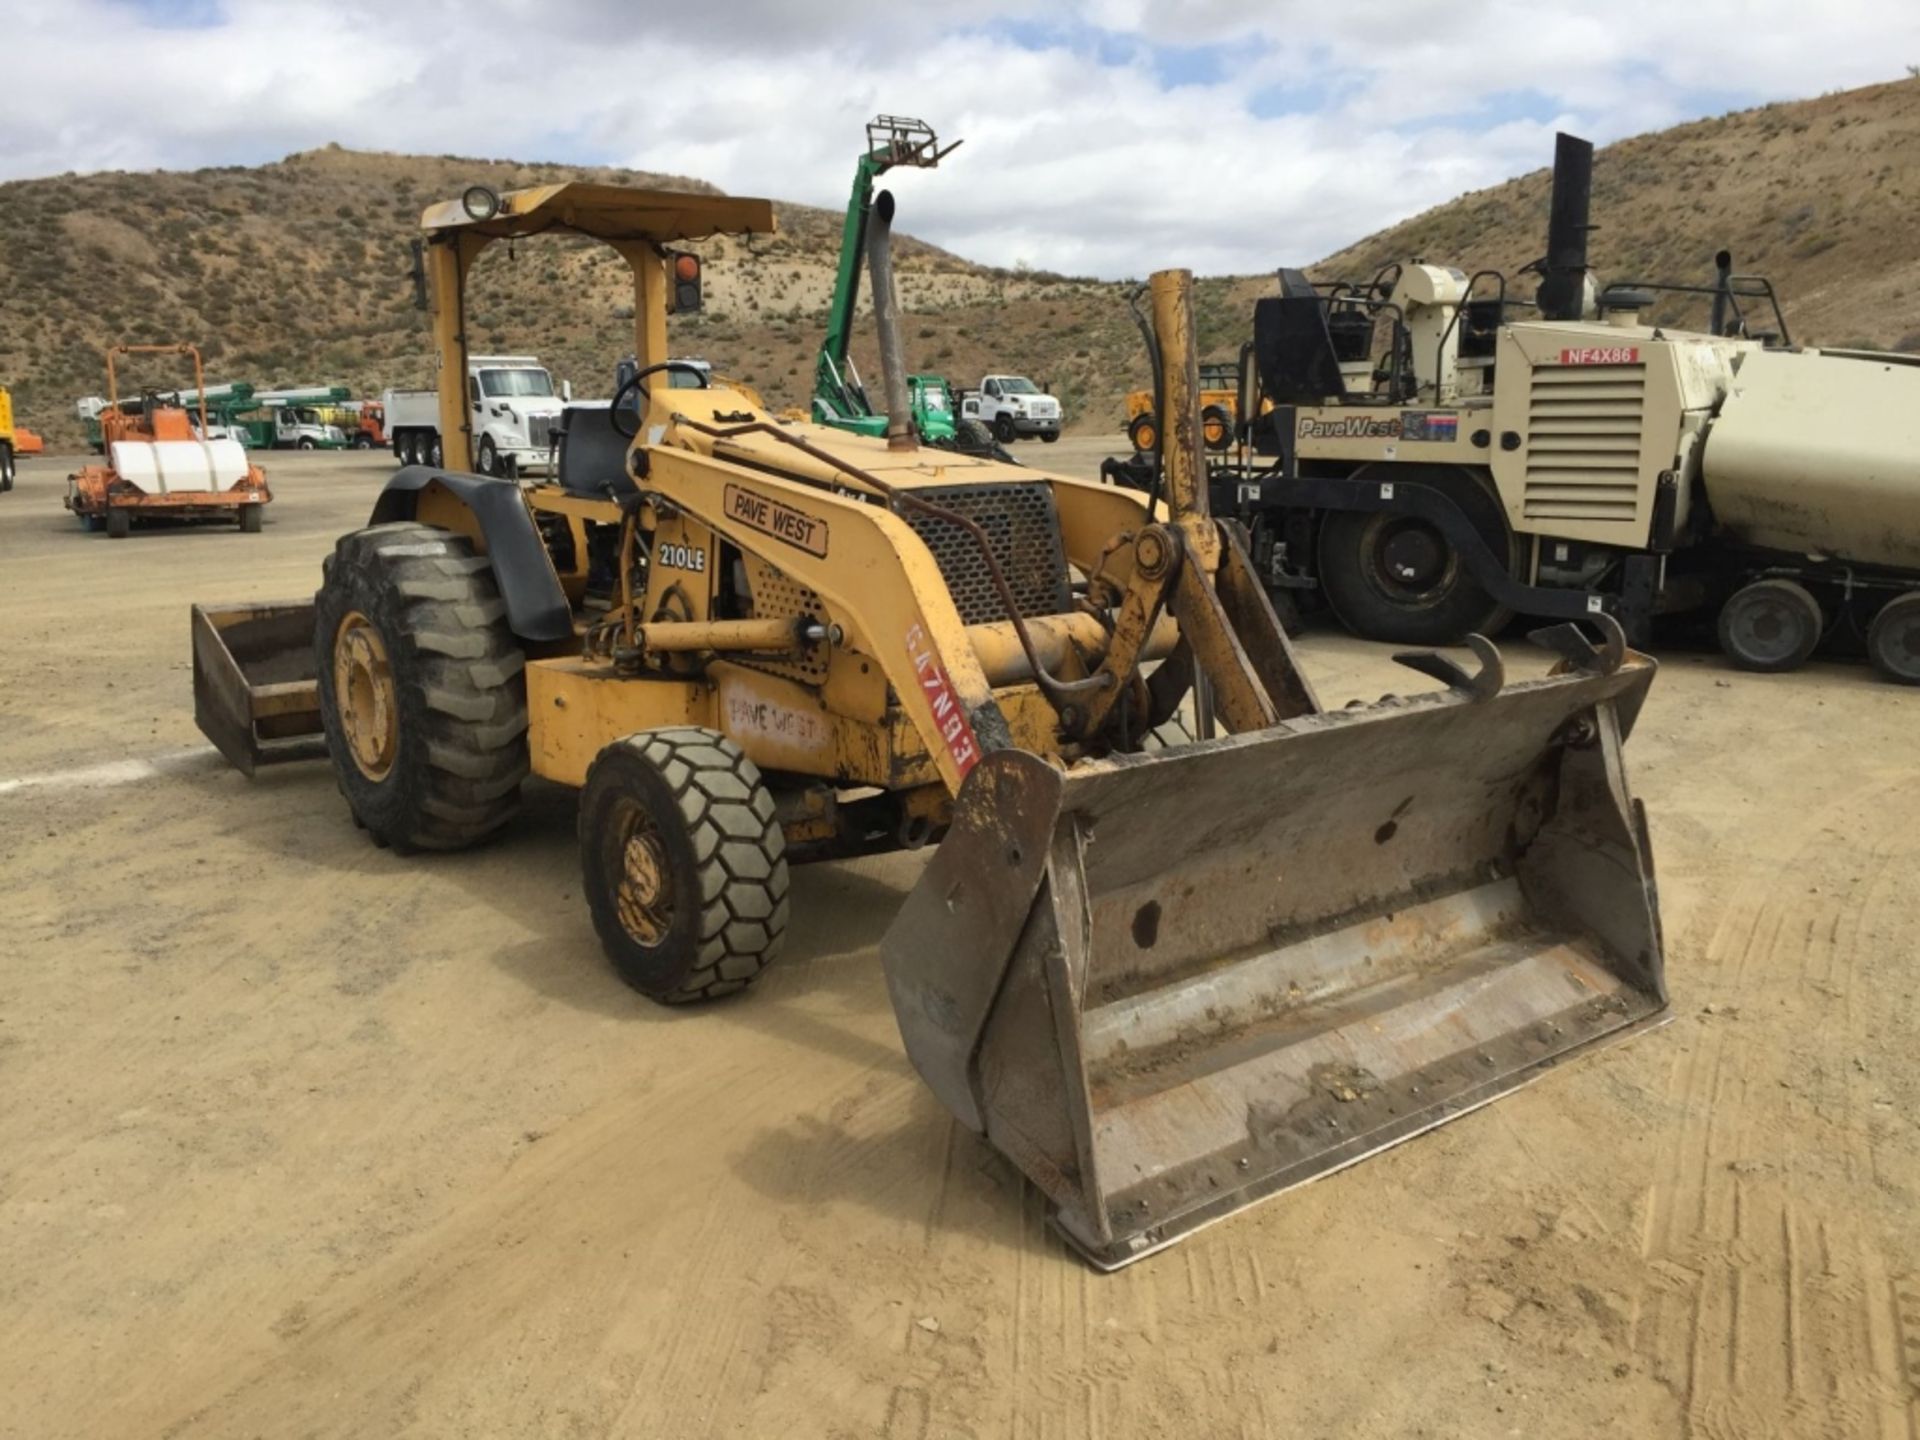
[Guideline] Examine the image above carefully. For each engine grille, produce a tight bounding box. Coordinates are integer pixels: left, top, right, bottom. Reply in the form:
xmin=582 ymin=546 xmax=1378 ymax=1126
xmin=527 ymin=414 xmax=557 ymax=451
xmin=1522 ymin=364 xmax=1647 ymax=524
xmin=901 ymin=482 xmax=1071 ymax=626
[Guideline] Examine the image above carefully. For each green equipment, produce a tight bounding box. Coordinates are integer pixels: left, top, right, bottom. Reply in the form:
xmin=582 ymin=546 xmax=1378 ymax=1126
xmin=810 ymin=117 xmax=998 ymax=458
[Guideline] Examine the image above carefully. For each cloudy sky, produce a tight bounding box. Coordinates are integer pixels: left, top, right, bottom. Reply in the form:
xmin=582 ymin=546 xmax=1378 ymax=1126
xmin=5 ymin=0 xmax=1917 ymax=277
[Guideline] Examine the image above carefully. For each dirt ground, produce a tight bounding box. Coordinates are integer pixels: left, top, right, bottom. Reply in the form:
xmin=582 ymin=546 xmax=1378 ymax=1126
xmin=2 ymin=442 xmax=1916 ymax=1440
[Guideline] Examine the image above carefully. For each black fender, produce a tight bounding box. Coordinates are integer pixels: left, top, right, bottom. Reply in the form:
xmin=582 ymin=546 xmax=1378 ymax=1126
xmin=370 ymin=466 xmax=573 ymax=643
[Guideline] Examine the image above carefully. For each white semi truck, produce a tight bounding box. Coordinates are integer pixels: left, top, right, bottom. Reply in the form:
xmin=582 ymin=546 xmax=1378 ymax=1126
xmin=383 ymin=354 xmax=571 ymax=475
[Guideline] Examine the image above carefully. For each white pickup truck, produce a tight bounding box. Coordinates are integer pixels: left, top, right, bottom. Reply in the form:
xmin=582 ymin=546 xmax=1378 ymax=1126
xmin=382 ymin=354 xmax=571 ymax=476
xmin=960 ymin=374 xmax=1062 ymax=444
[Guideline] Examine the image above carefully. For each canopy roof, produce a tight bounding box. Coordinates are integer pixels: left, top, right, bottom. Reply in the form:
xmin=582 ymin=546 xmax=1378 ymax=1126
xmin=420 ymin=183 xmax=776 ymax=244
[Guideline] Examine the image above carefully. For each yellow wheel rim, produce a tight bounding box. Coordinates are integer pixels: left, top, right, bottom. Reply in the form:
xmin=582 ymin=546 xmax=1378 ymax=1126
xmin=334 ymin=610 xmax=398 ymax=781
xmin=612 ymin=801 xmax=674 ymax=946
xmin=1203 ymin=416 xmax=1228 ymax=448
xmin=1136 ymin=420 xmax=1158 ymax=452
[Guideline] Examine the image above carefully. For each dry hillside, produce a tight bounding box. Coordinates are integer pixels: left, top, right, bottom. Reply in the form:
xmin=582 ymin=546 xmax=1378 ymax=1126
xmin=2 ymin=78 xmax=1917 ymax=452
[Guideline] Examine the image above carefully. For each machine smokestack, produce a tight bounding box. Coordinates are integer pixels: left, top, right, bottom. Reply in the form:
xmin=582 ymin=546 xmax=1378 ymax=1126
xmin=1537 ymin=132 xmax=1594 ymax=322
xmin=866 ymin=189 xmax=917 ymax=451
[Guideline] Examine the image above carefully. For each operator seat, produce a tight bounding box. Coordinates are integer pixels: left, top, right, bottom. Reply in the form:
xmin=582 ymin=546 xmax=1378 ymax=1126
xmin=556 ymin=405 xmax=634 ymax=501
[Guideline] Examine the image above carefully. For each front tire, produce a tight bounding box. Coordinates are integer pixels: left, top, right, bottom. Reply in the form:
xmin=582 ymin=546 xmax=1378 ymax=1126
xmin=580 ymin=728 xmax=789 ymax=1003
xmin=106 ymin=507 xmax=131 ymax=539
xmin=993 ymin=413 xmax=1015 ymax=444
xmin=477 ymin=436 xmax=501 ymax=477
xmin=1316 ymin=465 xmax=1516 ymax=646
xmin=315 ymin=523 xmax=529 ymax=851
xmin=239 ymin=503 xmax=263 ymax=534
xmin=1201 ymin=404 xmax=1231 ymax=451
xmin=0 ymin=442 xmax=14 ymax=492
xmin=297 ymin=438 xmax=317 ymax=451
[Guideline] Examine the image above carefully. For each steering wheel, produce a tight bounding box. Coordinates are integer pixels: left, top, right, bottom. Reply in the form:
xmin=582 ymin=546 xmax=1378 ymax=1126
xmin=609 ymin=361 xmax=711 ymax=439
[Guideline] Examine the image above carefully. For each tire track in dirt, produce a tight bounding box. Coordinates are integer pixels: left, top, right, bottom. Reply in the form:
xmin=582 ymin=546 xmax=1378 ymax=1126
xmin=1634 ymin=775 xmax=1920 ymax=1439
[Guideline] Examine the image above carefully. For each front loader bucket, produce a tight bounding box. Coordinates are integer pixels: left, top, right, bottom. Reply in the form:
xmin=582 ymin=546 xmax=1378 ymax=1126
xmin=191 ymin=602 xmax=324 ymax=775
xmin=883 ymin=652 xmax=1664 ymax=1269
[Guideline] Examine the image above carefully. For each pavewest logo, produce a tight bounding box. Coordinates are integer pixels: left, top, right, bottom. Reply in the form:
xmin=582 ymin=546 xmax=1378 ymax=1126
xmin=1298 ymin=415 xmax=1401 ymax=440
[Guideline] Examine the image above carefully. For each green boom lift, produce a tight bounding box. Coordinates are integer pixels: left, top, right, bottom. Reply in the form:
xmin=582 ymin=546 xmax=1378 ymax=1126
xmin=811 ymin=116 xmax=1000 ymax=458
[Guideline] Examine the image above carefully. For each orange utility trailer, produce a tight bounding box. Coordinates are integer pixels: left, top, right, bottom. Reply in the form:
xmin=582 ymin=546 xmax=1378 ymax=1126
xmin=67 ymin=344 xmax=272 ymax=538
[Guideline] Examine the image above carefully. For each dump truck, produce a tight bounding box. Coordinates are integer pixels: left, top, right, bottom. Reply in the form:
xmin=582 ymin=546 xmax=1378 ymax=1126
xmin=1147 ymin=133 xmax=1920 ymax=685
xmin=811 ymin=116 xmax=1001 ymax=460
xmin=191 ymin=178 xmax=1666 ymax=1268
xmin=68 ymin=344 xmax=272 ymax=537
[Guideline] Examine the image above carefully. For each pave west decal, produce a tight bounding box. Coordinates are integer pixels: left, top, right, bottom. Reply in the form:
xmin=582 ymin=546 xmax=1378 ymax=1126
xmin=1298 ymin=414 xmax=1401 ymax=440
xmin=1558 ymin=345 xmax=1641 ymax=366
xmin=724 ymin=482 xmax=828 ymax=558
xmin=904 ymin=622 xmax=981 ymax=780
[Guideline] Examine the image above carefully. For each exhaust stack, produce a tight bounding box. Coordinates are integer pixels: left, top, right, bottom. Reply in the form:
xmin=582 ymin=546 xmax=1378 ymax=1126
xmin=866 ymin=189 xmax=917 ymax=451
xmin=1536 ymin=132 xmax=1595 ymax=322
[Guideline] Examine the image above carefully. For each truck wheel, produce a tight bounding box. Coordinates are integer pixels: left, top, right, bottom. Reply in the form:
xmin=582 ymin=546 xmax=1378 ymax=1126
xmin=477 ymin=436 xmax=501 ymax=477
xmin=1718 ymin=578 xmax=1822 ymax=673
xmin=579 ymin=728 xmax=789 ymax=1004
xmin=428 ymin=437 xmax=443 ymax=467
xmin=106 ymin=507 xmax=131 ymax=540
xmin=353 ymin=434 xmax=373 ymax=450
xmin=1128 ymin=413 xmax=1159 ymax=455
xmin=297 ymin=438 xmax=317 ymax=451
xmin=0 ymin=442 xmax=14 ymax=491
xmin=1316 ymin=465 xmax=1515 ymax=646
xmin=315 ymin=523 xmax=529 ymax=852
xmin=1201 ymin=404 xmax=1231 ymax=452
xmin=239 ymin=504 xmax=263 ymax=534
xmin=1866 ymin=592 xmax=1920 ymax=684
xmin=994 ymin=414 xmax=1016 ymax=444
xmin=1041 ymin=430 xmax=1059 ymax=444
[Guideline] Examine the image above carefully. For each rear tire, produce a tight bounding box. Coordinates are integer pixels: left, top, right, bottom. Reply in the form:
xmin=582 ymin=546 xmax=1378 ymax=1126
xmin=1718 ymin=578 xmax=1822 ymax=673
xmin=1866 ymin=591 xmax=1920 ymax=685
xmin=580 ymin=728 xmax=789 ymax=1003
xmin=398 ymin=432 xmax=418 ymax=465
xmin=0 ymin=442 xmax=14 ymax=492
xmin=353 ymin=434 xmax=373 ymax=450
xmin=1316 ymin=465 xmax=1515 ymax=646
xmin=239 ymin=504 xmax=263 ymax=534
xmin=1128 ymin=412 xmax=1159 ymax=455
xmin=106 ymin=507 xmax=131 ymax=540
xmin=428 ymin=436 xmax=443 ymax=467
xmin=314 ymin=523 xmax=529 ymax=851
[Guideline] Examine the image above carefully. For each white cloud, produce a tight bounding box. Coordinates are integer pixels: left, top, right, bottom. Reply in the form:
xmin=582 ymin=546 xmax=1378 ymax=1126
xmin=1 ymin=0 xmax=1915 ymax=277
